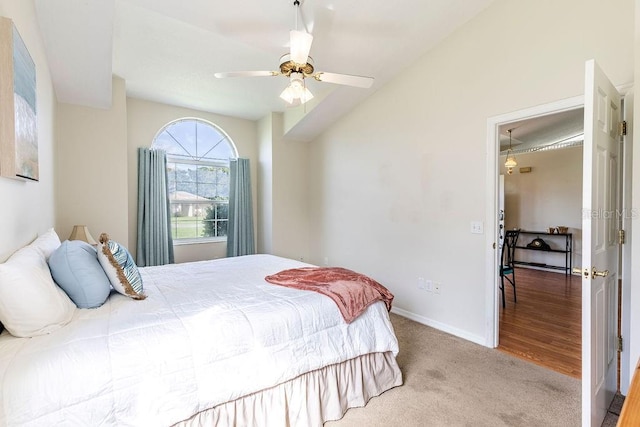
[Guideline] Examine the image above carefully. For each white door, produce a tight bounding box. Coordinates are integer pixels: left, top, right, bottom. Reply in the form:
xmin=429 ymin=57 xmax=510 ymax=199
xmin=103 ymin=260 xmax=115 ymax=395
xmin=582 ymin=59 xmax=620 ymax=426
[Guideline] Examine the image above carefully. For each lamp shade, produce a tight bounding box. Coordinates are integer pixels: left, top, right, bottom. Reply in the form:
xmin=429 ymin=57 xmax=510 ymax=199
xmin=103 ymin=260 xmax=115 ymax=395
xmin=504 ymin=155 xmax=517 ymax=168
xmin=290 ymin=30 xmax=313 ymax=65
xmin=280 ymin=72 xmax=314 ymax=105
xmin=69 ymin=225 xmax=97 ymax=245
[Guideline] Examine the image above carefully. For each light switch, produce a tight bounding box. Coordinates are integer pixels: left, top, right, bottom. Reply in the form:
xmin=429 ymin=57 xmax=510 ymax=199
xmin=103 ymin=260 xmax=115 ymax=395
xmin=470 ymin=221 xmax=484 ymax=234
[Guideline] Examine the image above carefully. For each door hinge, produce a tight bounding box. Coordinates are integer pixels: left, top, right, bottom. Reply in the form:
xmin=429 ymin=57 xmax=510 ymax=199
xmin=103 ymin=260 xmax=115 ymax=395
xmin=618 ymin=121 xmax=627 ymax=136
xmin=618 ymin=336 xmax=624 ymax=352
xmin=619 ymin=229 xmax=625 ymax=245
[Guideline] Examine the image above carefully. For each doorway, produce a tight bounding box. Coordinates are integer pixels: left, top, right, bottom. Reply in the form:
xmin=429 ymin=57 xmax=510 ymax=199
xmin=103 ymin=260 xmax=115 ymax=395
xmin=485 ymin=95 xmax=585 ymax=349
xmin=495 ymin=109 xmax=585 ymax=378
xmin=486 ymin=65 xmax=631 ymax=426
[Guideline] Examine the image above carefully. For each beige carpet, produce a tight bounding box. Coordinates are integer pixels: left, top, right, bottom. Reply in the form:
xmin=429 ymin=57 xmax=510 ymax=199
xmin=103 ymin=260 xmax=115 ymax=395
xmin=328 ymin=313 xmax=581 ymax=427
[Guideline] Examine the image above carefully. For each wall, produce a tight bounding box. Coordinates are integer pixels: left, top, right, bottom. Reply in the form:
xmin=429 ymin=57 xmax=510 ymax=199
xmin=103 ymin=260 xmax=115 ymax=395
xmin=56 ymin=76 xmax=128 ymax=246
xmin=257 ymin=114 xmax=273 ymax=254
xmin=307 ymin=0 xmax=633 ymax=344
xmin=271 ymin=114 xmax=310 ymax=261
xmin=257 ymin=113 xmax=310 ymax=261
xmin=501 ymin=146 xmax=583 ymax=270
xmin=126 ymin=97 xmax=258 ymax=263
xmin=0 ymin=0 xmax=56 ymax=261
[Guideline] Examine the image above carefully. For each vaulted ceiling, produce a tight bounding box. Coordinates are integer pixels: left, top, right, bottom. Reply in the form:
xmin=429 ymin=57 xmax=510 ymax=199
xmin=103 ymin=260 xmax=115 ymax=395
xmin=499 ymin=108 xmax=585 ymax=155
xmin=34 ymin=0 xmax=496 ymax=139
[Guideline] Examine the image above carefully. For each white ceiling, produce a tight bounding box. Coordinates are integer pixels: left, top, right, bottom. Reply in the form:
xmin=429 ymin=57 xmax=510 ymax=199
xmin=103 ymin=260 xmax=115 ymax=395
xmin=33 ymin=0 xmax=496 ymax=140
xmin=499 ymin=108 xmax=585 ymax=154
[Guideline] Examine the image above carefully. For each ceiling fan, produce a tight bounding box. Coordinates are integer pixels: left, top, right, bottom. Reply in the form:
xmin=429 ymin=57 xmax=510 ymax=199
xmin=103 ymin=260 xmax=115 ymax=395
xmin=214 ymin=0 xmax=374 ymax=106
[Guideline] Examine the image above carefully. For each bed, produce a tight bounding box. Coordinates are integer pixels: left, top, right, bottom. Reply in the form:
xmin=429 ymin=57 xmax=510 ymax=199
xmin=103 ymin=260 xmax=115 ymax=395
xmin=0 ymin=233 xmax=402 ymax=426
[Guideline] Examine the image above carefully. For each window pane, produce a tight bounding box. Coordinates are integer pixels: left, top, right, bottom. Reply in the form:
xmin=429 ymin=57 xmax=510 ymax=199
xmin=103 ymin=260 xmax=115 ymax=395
xmin=217 ymin=203 xmax=229 ymax=220
xmin=171 ymin=207 xmax=200 ymax=239
xmin=217 ymin=168 xmax=230 ymax=189
xmin=166 ymin=121 xmax=197 ymax=159
xmin=196 ymin=122 xmax=221 ymax=160
xmin=217 ymin=219 xmax=228 ymax=237
xmin=154 ymin=131 xmax=189 ymax=157
xmin=196 ymin=166 xmax=216 ymax=184
xmin=198 ymin=183 xmax=218 ymax=200
xmin=197 ymin=122 xmax=234 ymax=161
xmin=173 ymin=164 xmax=197 ymax=198
xmin=167 ymin=163 xmax=177 ymax=193
xmin=202 ymin=202 xmax=218 ymax=237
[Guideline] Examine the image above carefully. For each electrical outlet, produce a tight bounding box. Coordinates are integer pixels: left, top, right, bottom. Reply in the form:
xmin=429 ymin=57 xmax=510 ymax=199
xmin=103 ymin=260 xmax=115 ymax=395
xmin=323 ymin=257 xmax=329 ymax=266
xmin=434 ymin=282 xmax=441 ymax=294
xmin=425 ymin=280 xmax=433 ymax=292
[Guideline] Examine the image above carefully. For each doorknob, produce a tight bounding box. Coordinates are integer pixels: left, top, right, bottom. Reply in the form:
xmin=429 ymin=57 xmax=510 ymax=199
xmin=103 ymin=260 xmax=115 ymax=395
xmin=573 ymin=267 xmax=609 ymax=279
xmin=573 ymin=267 xmax=589 ymax=279
xmin=591 ymin=267 xmax=609 ymax=279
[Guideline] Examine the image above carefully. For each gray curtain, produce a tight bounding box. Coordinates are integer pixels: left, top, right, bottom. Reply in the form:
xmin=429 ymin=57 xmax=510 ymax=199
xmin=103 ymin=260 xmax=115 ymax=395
xmin=227 ymin=158 xmax=255 ymax=257
xmin=137 ymin=147 xmax=174 ymax=266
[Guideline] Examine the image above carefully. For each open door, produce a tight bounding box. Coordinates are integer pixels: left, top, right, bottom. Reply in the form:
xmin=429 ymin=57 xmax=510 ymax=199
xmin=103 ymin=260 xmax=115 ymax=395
xmin=582 ymin=59 xmax=620 ymax=426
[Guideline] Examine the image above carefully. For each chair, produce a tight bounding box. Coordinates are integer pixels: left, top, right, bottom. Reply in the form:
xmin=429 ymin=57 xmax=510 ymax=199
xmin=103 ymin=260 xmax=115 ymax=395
xmin=499 ymin=229 xmax=520 ymax=308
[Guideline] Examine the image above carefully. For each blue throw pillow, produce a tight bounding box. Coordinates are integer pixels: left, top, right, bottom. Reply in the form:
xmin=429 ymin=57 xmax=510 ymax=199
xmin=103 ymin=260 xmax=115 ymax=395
xmin=48 ymin=240 xmax=111 ymax=309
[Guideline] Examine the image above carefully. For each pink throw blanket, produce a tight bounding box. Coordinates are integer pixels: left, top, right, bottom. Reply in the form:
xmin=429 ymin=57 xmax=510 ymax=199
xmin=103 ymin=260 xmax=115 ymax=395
xmin=264 ymin=267 xmax=394 ymax=323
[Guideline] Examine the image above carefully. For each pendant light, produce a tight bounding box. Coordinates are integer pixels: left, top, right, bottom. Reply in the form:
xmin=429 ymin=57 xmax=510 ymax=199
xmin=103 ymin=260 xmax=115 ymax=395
xmin=505 ymin=129 xmax=518 ymax=175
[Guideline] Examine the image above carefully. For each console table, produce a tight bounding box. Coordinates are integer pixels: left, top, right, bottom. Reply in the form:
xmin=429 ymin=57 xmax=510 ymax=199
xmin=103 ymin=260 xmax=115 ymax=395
xmin=513 ymin=230 xmax=573 ymax=275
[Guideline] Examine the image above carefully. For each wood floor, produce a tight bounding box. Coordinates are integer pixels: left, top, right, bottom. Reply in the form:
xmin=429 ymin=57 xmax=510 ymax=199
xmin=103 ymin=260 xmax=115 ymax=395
xmin=498 ymin=267 xmax=581 ymax=379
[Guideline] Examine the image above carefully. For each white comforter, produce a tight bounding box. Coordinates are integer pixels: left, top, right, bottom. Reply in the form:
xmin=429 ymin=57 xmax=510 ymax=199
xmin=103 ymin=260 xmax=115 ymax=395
xmin=0 ymin=254 xmax=399 ymax=426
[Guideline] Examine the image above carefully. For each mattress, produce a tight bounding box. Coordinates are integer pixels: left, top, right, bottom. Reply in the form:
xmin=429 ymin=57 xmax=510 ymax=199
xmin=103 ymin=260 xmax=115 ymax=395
xmin=0 ymin=254 xmax=400 ymax=426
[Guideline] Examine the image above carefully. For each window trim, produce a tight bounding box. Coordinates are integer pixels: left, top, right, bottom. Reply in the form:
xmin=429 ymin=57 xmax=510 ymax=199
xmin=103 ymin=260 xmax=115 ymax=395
xmin=172 ymin=236 xmax=227 ymax=246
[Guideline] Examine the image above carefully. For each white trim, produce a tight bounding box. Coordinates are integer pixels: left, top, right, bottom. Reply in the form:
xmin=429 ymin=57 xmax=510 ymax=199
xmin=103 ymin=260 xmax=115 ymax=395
xmin=167 ymin=157 xmax=232 ymax=168
xmin=485 ymin=96 xmax=584 ymax=348
xmin=391 ymin=307 xmax=486 ymax=347
xmin=620 ymin=88 xmax=634 ymax=395
xmin=173 ymin=237 xmax=227 ymax=246
xmin=485 ymin=119 xmax=499 ymax=347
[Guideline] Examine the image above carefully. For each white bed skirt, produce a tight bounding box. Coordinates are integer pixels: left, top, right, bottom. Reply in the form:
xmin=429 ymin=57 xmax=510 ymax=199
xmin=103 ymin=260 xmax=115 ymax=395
xmin=175 ymin=351 xmax=402 ymax=427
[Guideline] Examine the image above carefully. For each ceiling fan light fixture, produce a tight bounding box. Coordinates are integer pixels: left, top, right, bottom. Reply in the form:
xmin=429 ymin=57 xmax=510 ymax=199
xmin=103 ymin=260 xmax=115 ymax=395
xmin=214 ymin=0 xmax=374 ymax=102
xmin=290 ymin=30 xmax=313 ymax=65
xmin=280 ymin=72 xmax=313 ymax=105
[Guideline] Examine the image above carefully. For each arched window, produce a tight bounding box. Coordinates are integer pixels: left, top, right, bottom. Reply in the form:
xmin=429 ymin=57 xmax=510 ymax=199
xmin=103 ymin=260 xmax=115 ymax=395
xmin=151 ymin=118 xmax=238 ymax=242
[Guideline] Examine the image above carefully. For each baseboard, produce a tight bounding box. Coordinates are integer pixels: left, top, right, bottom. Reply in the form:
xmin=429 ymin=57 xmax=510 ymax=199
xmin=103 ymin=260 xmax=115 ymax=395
xmin=390 ymin=307 xmax=487 ymax=347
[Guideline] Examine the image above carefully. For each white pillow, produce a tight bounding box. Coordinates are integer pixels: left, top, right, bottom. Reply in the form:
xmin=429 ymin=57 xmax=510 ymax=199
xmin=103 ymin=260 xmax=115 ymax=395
xmin=0 ymin=244 xmax=75 ymax=337
xmin=30 ymin=228 xmax=62 ymax=260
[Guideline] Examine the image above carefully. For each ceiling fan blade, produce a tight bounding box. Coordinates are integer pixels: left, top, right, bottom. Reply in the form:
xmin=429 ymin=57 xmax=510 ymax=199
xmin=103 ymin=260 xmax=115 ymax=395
xmin=214 ymin=71 xmax=278 ymax=78
xmin=290 ymin=30 xmax=313 ymax=64
xmin=313 ymin=72 xmax=374 ymax=88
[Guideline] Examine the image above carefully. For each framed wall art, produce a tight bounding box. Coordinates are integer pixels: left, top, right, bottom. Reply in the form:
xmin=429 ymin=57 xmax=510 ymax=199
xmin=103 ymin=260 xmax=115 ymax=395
xmin=0 ymin=16 xmax=38 ymax=181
